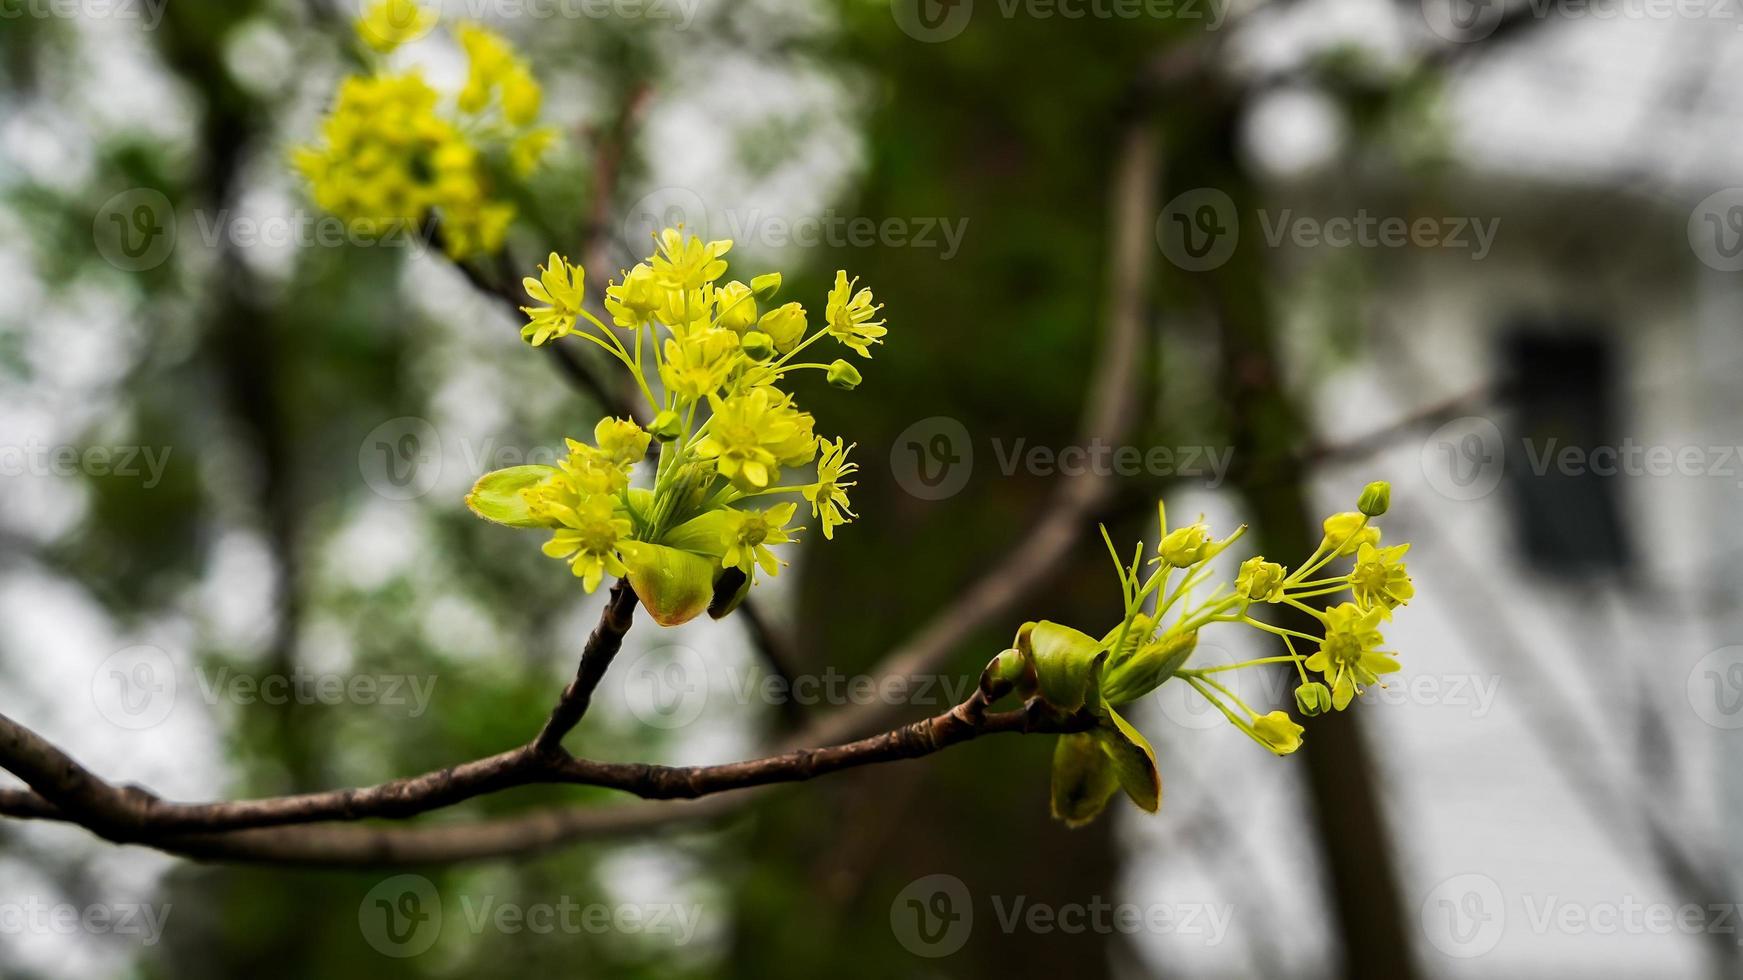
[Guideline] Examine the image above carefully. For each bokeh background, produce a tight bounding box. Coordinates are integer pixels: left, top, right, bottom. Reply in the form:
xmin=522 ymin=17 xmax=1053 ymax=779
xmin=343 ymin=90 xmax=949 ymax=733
xmin=3 ymin=0 xmax=1742 ymax=977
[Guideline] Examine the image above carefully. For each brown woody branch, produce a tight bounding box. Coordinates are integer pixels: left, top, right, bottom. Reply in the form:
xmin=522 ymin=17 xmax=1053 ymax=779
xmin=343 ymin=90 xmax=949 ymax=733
xmin=0 ymin=664 xmax=1075 ymax=860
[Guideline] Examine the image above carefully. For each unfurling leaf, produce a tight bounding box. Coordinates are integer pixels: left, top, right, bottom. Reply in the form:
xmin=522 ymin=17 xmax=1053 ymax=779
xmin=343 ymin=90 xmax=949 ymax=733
xmin=1015 ymin=620 xmax=1105 ymax=713
xmin=1098 ymin=707 xmax=1161 ymax=812
xmin=465 ymin=465 xmax=557 ymax=527
xmin=1050 ymin=732 xmax=1120 ymax=828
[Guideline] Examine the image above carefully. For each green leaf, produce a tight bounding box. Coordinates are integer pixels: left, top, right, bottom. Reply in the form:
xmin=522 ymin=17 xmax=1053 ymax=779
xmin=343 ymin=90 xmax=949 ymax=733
xmin=1017 ymin=621 xmax=1105 ymax=713
xmin=1096 ymin=707 xmax=1161 ymax=813
xmin=619 ymin=541 xmax=717 ymax=627
xmin=659 ymin=508 xmax=734 ymax=559
xmin=1050 ymin=732 xmax=1120 ymax=828
xmin=465 ymin=465 xmax=557 ymax=527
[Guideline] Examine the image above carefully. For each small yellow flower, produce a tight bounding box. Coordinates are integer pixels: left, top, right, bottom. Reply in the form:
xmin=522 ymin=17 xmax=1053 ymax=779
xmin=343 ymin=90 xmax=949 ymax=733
xmin=593 ymin=418 xmax=651 ymax=469
xmin=720 ymin=503 xmax=801 ymax=577
xmin=1304 ymin=602 xmax=1400 ymax=710
xmin=1321 ymin=512 xmax=1380 ymax=557
xmin=804 ymin=438 xmax=858 ymax=540
xmin=520 ymin=252 xmax=585 ymax=346
xmin=656 ymin=284 xmax=715 ymax=334
xmin=714 ymin=281 xmax=759 ymax=334
xmin=1158 ymin=522 xmax=1211 ymax=568
xmin=541 ymin=496 xmax=630 ymax=593
xmin=651 ymin=228 xmax=732 ymax=291
xmin=559 ymin=439 xmax=629 ymax=496
xmin=605 ymin=263 xmax=663 ymax=328
xmin=1351 ymin=542 xmax=1414 ymax=612
xmin=824 ymin=270 xmax=887 ymax=357
xmin=769 ymin=404 xmax=818 ymax=468
xmin=356 ymin=0 xmax=436 ymax=53
xmin=694 ymin=387 xmax=807 ymax=490
xmin=1236 ymin=556 xmax=1286 ymax=601
xmin=757 ymin=302 xmax=808 ymax=353
xmin=659 ymin=328 xmax=740 ymax=402
xmin=1251 ymin=711 xmax=1305 ymax=755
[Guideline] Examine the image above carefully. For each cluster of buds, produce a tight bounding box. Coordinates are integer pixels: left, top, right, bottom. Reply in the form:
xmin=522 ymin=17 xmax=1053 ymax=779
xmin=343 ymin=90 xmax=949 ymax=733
xmin=981 ymin=482 xmax=1415 ymax=827
xmin=465 ymin=228 xmax=881 ymax=626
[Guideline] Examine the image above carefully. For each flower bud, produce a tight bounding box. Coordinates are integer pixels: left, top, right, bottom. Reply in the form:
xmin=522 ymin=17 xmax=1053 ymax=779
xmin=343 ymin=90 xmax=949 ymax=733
xmin=1294 ymin=681 xmax=1333 ymax=717
xmin=1157 ymin=523 xmax=1210 ymax=568
xmin=1358 ymin=480 xmax=1391 ymax=517
xmin=714 ymin=281 xmax=758 ymax=334
xmin=757 ymin=302 xmax=807 ymax=353
xmin=1251 ymin=710 xmax=1305 ymax=755
xmin=1321 ymin=512 xmax=1379 ymax=557
xmin=649 ymin=409 xmax=683 ymax=442
xmin=826 ymin=359 xmax=863 ymax=390
xmin=750 ymin=271 xmax=782 ymax=301
xmin=740 ymin=330 xmax=775 ymax=360
xmin=1236 ymin=556 xmax=1286 ymax=602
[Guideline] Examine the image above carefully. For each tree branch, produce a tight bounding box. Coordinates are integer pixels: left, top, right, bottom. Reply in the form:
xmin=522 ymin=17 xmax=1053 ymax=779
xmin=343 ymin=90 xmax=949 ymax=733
xmin=533 ymin=579 xmax=638 ymax=753
xmin=0 ymin=669 xmax=1079 ymax=862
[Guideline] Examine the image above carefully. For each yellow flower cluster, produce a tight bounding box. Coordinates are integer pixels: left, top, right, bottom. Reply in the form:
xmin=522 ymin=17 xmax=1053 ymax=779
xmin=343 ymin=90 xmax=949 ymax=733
xmin=293 ymin=3 xmax=555 ymax=258
xmin=466 ymin=227 xmax=884 ymax=626
xmin=985 ymin=482 xmax=1418 ymax=827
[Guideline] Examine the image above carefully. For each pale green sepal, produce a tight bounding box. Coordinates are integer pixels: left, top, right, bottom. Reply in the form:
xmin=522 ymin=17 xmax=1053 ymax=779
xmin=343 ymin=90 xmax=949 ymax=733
xmin=465 ymin=465 xmax=559 ymax=528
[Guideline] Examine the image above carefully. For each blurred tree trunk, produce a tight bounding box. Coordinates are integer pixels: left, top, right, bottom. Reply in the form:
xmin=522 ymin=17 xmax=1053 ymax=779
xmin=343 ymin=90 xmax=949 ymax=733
xmin=1174 ymin=112 xmax=1420 ymax=978
xmin=721 ymin=16 xmax=1185 ymax=980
